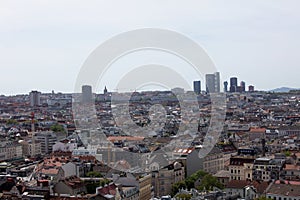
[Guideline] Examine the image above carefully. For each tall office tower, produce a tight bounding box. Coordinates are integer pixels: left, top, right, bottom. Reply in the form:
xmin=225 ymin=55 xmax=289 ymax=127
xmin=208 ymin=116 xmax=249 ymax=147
xmin=205 ymin=72 xmax=221 ymax=93
xmin=193 ymin=80 xmax=201 ymax=95
xmin=214 ymin=72 xmax=220 ymax=93
xmin=248 ymin=85 xmax=255 ymax=92
xmin=240 ymin=81 xmax=246 ymax=92
xmin=230 ymin=77 xmax=238 ymax=92
xmin=82 ymin=85 xmax=93 ymax=103
xmin=206 ymin=74 xmax=216 ymax=93
xmin=224 ymin=81 xmax=228 ymax=92
xmin=29 ymin=91 xmax=41 ymax=107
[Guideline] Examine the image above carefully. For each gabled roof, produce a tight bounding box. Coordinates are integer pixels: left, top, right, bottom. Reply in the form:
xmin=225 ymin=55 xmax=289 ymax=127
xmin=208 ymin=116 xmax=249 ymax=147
xmin=268 ymin=182 xmax=300 ymax=197
xmin=226 ymin=180 xmax=269 ymax=194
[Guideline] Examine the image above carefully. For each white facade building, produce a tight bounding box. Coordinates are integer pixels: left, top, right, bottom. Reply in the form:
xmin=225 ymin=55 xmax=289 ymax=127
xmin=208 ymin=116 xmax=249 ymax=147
xmin=52 ymin=141 xmax=77 ymax=152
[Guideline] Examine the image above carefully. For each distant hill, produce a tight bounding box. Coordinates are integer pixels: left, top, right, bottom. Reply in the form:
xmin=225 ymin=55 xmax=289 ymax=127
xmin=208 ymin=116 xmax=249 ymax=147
xmin=269 ymin=87 xmax=299 ymax=93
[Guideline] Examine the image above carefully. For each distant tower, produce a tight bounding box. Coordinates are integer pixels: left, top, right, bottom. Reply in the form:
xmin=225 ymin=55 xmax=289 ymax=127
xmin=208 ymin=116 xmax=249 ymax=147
xmin=205 ymin=72 xmax=220 ymax=93
xmin=82 ymin=85 xmax=93 ymax=103
xmin=240 ymin=81 xmax=246 ymax=92
xmin=248 ymin=85 xmax=255 ymax=92
xmin=193 ymin=81 xmax=201 ymax=95
xmin=214 ymin=72 xmax=220 ymax=93
xmin=29 ymin=91 xmax=41 ymax=107
xmin=230 ymin=77 xmax=238 ymax=92
xmin=104 ymin=86 xmax=108 ymax=95
xmin=224 ymin=81 xmax=228 ymax=93
xmin=206 ymin=74 xmax=215 ymax=93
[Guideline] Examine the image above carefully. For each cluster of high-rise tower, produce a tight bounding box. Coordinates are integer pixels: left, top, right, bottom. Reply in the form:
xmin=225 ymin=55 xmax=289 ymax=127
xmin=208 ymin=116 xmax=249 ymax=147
xmin=193 ymin=72 xmax=255 ymax=94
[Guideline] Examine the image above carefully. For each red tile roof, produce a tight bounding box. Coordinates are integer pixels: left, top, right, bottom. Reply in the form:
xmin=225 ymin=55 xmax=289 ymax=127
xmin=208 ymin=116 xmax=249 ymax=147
xmin=249 ymin=128 xmax=266 ymax=133
xmin=268 ymin=182 xmax=300 ymax=197
xmin=284 ymin=164 xmax=300 ymax=171
xmin=97 ymin=183 xmax=117 ymax=196
xmin=226 ymin=180 xmax=269 ymax=194
xmin=60 ymin=176 xmax=85 ymax=189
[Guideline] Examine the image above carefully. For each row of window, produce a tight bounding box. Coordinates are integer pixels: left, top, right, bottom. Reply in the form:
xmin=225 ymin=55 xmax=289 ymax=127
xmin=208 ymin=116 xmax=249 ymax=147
xmin=268 ymin=195 xmax=299 ymax=200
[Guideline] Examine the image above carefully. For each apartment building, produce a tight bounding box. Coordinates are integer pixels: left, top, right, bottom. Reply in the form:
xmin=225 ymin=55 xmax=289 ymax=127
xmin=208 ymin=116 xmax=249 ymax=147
xmin=34 ymin=131 xmax=57 ymax=154
xmin=228 ymin=156 xmax=255 ymax=181
xmin=152 ymin=162 xmax=185 ymax=197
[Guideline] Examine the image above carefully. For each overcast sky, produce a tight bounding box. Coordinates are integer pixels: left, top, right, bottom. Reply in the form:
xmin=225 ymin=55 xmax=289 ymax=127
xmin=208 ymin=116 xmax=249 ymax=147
xmin=0 ymin=0 xmax=299 ymax=95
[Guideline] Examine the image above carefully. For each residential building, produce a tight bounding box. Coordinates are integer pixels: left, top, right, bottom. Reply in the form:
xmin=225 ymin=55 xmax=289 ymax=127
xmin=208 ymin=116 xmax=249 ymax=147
xmin=52 ymin=140 xmax=77 ymax=152
xmin=120 ymin=186 xmax=139 ymax=200
xmin=61 ymin=162 xmax=85 ymax=178
xmin=253 ymin=157 xmax=283 ymax=181
xmin=281 ymin=164 xmax=300 ymax=181
xmin=53 ymin=175 xmax=87 ymax=196
xmin=20 ymin=140 xmax=42 ymax=157
xmin=138 ymin=174 xmax=152 ymax=200
xmin=34 ymin=131 xmax=57 ymax=154
xmin=152 ymin=162 xmax=185 ymax=197
xmin=266 ymin=180 xmax=300 ymax=200
xmin=248 ymin=127 xmax=266 ymax=141
xmin=228 ymin=156 xmax=255 ymax=181
xmin=1 ymin=141 xmax=23 ymax=160
xmin=278 ymin=126 xmax=300 ymax=137
xmin=225 ymin=180 xmax=269 ymax=200
xmin=96 ymin=183 xmax=121 ymax=199
xmin=29 ymin=90 xmax=41 ymax=107
xmin=186 ymin=146 xmax=224 ymax=176
xmin=214 ymin=170 xmax=231 ymax=187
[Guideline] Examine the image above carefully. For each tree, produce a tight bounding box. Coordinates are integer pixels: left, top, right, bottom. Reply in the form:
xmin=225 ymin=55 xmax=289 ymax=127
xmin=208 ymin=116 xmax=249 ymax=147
xmin=172 ymin=170 xmax=208 ymax=197
xmin=171 ymin=181 xmax=187 ymax=196
xmin=185 ymin=170 xmax=208 ymax=189
xmin=175 ymin=193 xmax=192 ymax=200
xmin=6 ymin=119 xmax=18 ymax=125
xmin=99 ymin=178 xmax=111 ymax=187
xmin=284 ymin=150 xmax=291 ymax=157
xmin=86 ymin=171 xmax=103 ymax=178
xmin=197 ymin=174 xmax=224 ymax=191
xmin=50 ymin=123 xmax=66 ymax=134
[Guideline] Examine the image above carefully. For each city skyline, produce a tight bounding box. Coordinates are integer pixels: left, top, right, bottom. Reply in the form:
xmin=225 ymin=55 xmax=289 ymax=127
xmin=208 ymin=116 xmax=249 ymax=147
xmin=1 ymin=1 xmax=300 ymax=95
xmin=1 ymin=2 xmax=300 ymax=199
xmin=2 ymin=73 xmax=297 ymax=96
